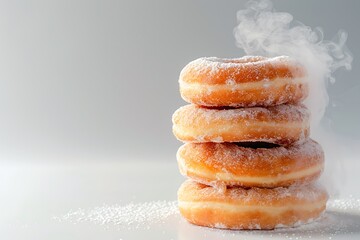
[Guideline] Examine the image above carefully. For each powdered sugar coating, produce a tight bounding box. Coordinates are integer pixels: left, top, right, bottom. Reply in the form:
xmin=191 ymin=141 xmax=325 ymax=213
xmin=179 ymin=56 xmax=308 ymax=107
xmin=178 ymin=180 xmax=328 ymax=205
xmin=179 ymin=139 xmax=323 ymax=172
xmin=172 ymin=104 xmax=310 ymax=145
xmin=179 ymin=56 xmax=306 ymax=84
xmin=178 ymin=180 xmax=328 ymax=230
xmin=177 ymin=139 xmax=324 ymax=187
xmin=173 ymin=104 xmax=309 ymax=124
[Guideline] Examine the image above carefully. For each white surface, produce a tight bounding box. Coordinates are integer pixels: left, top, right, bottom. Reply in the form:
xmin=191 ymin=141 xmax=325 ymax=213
xmin=1 ymin=158 xmax=360 ymax=240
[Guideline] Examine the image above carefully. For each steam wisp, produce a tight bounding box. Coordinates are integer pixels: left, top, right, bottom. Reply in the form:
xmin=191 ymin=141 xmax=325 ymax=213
xmin=233 ymin=0 xmax=352 ymax=128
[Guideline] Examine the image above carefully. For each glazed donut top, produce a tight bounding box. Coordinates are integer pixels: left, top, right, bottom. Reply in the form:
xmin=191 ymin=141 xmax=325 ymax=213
xmin=179 ymin=56 xmax=307 ymax=85
xmin=178 ymin=180 xmax=328 ymax=206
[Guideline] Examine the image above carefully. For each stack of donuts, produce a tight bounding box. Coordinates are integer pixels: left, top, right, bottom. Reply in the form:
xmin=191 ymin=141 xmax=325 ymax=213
xmin=172 ymin=56 xmax=328 ymax=230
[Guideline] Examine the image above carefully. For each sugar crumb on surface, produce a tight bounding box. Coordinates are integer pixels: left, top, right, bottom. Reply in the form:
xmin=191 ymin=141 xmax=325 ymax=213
xmin=54 ymin=201 xmax=178 ymax=230
xmin=54 ymin=198 xmax=360 ymax=238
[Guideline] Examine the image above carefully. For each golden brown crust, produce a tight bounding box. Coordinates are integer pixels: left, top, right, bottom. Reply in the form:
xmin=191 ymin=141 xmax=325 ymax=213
xmin=172 ymin=104 xmax=310 ymax=145
xmin=177 ymin=139 xmax=324 ymax=188
xmin=179 ymin=56 xmax=308 ymax=107
xmin=178 ymin=180 xmax=328 ymax=230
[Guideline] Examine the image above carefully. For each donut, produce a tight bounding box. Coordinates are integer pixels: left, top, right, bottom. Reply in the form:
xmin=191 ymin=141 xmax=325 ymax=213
xmin=172 ymin=104 xmax=309 ymax=145
xmin=178 ymin=180 xmax=328 ymax=230
xmin=179 ymin=56 xmax=308 ymax=107
xmin=177 ymin=139 xmax=324 ymax=188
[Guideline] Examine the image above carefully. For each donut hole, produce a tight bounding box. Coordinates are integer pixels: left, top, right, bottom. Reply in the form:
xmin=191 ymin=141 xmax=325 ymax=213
xmin=234 ymin=142 xmax=280 ymax=149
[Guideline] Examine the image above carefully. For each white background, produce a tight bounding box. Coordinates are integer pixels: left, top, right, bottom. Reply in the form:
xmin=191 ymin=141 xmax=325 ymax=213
xmin=0 ymin=0 xmax=358 ymax=161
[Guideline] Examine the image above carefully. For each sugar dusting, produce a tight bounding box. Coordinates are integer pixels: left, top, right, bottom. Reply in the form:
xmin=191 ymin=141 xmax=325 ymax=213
xmin=327 ymin=198 xmax=360 ymax=213
xmin=55 ymin=198 xmax=360 ymax=238
xmin=54 ymin=200 xmax=178 ymax=230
